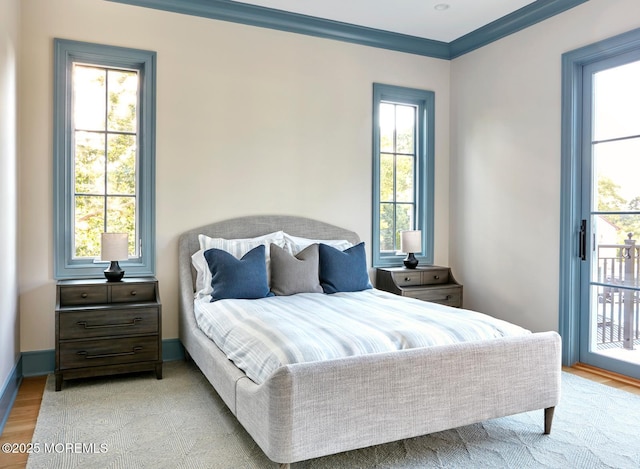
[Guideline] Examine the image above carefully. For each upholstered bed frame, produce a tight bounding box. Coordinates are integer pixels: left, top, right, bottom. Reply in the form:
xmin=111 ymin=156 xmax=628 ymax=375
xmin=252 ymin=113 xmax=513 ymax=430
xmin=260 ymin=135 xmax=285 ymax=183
xmin=178 ymin=215 xmax=562 ymax=468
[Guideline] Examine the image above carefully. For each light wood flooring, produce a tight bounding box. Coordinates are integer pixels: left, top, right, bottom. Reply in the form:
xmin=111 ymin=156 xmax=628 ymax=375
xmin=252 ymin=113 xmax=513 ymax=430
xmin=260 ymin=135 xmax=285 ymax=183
xmin=1 ymin=366 xmax=639 ymax=469
xmin=0 ymin=376 xmax=47 ymax=469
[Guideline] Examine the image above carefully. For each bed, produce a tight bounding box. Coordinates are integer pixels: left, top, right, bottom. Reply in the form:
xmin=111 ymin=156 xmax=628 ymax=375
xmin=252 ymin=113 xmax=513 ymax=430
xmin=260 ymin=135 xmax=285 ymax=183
xmin=178 ymin=215 xmax=561 ymax=468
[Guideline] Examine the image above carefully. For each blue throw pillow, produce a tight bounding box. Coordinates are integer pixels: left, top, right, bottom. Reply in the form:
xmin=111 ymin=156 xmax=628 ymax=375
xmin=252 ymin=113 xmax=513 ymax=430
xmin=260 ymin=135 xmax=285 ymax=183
xmin=318 ymin=242 xmax=372 ymax=293
xmin=204 ymin=245 xmax=272 ymax=301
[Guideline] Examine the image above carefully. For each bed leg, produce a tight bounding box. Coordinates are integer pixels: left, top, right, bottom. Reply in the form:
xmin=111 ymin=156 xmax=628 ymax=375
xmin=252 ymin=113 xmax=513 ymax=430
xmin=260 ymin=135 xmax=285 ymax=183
xmin=544 ymin=406 xmax=555 ymax=434
xmin=278 ymin=464 xmax=290 ymax=469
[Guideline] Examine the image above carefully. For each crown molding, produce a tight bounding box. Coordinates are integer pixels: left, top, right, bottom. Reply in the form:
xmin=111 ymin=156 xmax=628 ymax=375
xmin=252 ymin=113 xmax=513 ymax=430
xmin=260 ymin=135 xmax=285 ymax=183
xmin=450 ymin=0 xmax=589 ymax=59
xmin=107 ymin=0 xmax=589 ymax=60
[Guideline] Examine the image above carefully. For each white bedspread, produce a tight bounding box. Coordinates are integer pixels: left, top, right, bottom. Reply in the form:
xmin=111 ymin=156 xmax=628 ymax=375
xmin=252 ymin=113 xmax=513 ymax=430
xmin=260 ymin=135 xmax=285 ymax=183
xmin=194 ymin=289 xmax=531 ymax=384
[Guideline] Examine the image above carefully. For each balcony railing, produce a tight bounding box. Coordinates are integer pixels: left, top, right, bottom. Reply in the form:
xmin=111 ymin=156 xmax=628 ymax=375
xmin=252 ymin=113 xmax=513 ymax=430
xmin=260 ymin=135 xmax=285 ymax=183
xmin=596 ymin=233 xmax=640 ymax=350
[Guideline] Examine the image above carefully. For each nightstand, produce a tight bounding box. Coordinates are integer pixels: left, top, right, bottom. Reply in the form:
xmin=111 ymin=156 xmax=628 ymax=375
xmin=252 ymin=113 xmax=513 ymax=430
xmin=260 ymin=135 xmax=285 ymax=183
xmin=376 ymin=266 xmax=463 ymax=307
xmin=55 ymin=277 xmax=162 ymax=391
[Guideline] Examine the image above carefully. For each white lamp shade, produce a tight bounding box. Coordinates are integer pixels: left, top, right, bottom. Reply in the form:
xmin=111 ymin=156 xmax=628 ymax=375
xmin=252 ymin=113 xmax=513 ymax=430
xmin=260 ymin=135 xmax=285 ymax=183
xmin=400 ymin=230 xmax=422 ymax=253
xmin=101 ymin=233 xmax=129 ymax=261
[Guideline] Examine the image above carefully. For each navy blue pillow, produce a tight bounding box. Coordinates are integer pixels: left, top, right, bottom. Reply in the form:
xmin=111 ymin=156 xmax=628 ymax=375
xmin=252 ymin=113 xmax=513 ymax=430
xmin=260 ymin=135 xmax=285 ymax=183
xmin=203 ymin=245 xmax=271 ymax=301
xmin=318 ymin=242 xmax=372 ymax=293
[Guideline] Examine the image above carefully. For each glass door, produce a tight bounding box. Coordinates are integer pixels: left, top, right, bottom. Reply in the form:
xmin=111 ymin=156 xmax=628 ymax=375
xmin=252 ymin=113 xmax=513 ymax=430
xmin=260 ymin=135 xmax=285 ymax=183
xmin=581 ymin=58 xmax=640 ymax=378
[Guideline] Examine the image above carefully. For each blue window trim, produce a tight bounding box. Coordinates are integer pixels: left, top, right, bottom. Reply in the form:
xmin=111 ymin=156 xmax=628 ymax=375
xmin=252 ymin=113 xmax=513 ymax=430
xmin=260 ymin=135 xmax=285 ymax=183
xmin=106 ymin=0 xmax=587 ymax=60
xmin=372 ymin=84 xmax=434 ymax=268
xmin=53 ymin=39 xmax=157 ymax=279
xmin=560 ymin=27 xmax=640 ymax=367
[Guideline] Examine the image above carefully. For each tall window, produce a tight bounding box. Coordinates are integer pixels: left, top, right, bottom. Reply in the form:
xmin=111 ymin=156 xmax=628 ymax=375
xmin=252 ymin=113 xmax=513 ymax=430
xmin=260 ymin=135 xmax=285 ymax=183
xmin=54 ymin=39 xmax=156 ymax=279
xmin=372 ymin=84 xmax=434 ymax=267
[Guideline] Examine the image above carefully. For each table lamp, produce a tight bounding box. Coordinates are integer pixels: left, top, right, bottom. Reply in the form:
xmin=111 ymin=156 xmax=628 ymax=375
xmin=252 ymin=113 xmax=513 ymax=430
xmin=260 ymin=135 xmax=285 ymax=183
xmin=400 ymin=230 xmax=422 ymax=269
xmin=101 ymin=233 xmax=128 ymax=282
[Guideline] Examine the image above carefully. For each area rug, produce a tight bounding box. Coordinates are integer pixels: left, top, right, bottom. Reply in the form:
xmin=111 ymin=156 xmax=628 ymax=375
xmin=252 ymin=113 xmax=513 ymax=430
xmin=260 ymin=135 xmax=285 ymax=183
xmin=27 ymin=361 xmax=640 ymax=468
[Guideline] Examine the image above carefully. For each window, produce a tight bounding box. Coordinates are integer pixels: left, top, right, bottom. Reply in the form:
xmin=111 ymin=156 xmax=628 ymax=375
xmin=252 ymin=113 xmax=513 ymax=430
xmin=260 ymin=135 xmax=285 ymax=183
xmin=372 ymin=84 xmax=434 ymax=267
xmin=53 ymin=39 xmax=156 ymax=279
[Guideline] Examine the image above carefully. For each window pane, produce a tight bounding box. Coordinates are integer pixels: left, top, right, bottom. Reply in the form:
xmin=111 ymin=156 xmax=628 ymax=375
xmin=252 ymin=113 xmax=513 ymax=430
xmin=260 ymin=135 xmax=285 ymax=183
xmin=107 ymin=69 xmax=138 ymax=133
xmin=396 ymin=105 xmax=415 ymax=154
xmin=595 ymin=214 xmax=640 ymax=251
xmin=396 ymin=155 xmax=414 ymax=203
xmin=74 ymin=196 xmax=104 ymax=258
xmin=379 ymin=103 xmax=395 ymax=153
xmin=593 ymin=138 xmax=640 ymax=212
xmin=380 ymin=153 xmax=394 ymax=202
xmin=73 ymin=66 xmax=105 ymax=131
xmin=107 ymin=133 xmax=136 ymax=195
xmin=593 ymin=60 xmax=640 ymax=141
xmin=396 ymin=204 xmax=413 ymax=247
xmin=74 ymin=131 xmax=105 ymax=194
xmin=380 ymin=203 xmax=395 ymax=251
xmin=106 ymin=196 xmax=136 ymax=256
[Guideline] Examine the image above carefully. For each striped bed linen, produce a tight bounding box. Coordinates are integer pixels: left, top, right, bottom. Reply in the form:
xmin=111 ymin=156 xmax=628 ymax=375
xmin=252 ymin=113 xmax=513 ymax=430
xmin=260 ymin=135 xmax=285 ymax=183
xmin=193 ymin=288 xmax=531 ymax=384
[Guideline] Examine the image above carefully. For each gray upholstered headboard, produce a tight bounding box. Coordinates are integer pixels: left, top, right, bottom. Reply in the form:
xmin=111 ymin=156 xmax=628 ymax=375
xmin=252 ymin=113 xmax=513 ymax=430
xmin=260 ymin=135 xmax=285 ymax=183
xmin=178 ymin=215 xmax=361 ymax=291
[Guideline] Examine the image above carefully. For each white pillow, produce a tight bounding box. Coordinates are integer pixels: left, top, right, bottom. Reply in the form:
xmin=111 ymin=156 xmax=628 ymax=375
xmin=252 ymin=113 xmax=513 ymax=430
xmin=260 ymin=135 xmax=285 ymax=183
xmin=283 ymin=232 xmax=353 ymax=255
xmin=192 ymin=231 xmax=286 ymax=299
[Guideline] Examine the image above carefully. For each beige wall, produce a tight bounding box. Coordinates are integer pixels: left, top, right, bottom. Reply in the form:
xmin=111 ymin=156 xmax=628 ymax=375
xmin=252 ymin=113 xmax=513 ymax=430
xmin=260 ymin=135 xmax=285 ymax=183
xmin=18 ymin=0 xmax=451 ymax=351
xmin=0 ymin=0 xmax=20 ymax=386
xmin=450 ymin=0 xmax=640 ymax=332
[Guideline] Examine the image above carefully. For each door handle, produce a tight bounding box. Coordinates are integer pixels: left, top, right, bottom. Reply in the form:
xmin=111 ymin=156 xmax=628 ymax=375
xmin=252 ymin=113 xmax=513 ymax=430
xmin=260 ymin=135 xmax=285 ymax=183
xmin=579 ymin=219 xmax=587 ymax=261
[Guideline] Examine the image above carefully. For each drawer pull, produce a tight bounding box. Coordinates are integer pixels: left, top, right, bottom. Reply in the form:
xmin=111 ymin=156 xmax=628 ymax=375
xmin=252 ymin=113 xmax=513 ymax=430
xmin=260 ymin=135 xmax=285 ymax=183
xmin=77 ymin=346 xmax=143 ymax=360
xmin=404 ymin=277 xmax=412 ymax=282
xmin=81 ymin=293 xmax=88 ymax=298
xmin=76 ymin=318 xmax=142 ymax=329
xmin=130 ymin=290 xmax=137 ymax=296
xmin=433 ymin=275 xmax=440 ymax=280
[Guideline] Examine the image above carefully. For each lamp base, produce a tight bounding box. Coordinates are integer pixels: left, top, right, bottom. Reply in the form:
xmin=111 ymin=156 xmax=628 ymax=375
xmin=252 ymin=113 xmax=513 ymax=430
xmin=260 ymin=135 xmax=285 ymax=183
xmin=403 ymin=253 xmax=419 ymax=269
xmin=104 ymin=261 xmax=125 ymax=282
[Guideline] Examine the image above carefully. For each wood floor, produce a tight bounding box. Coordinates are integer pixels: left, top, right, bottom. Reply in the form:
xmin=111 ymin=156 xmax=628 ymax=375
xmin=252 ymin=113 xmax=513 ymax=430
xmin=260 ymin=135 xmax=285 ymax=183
xmin=1 ymin=366 xmax=639 ymax=469
xmin=0 ymin=376 xmax=47 ymax=469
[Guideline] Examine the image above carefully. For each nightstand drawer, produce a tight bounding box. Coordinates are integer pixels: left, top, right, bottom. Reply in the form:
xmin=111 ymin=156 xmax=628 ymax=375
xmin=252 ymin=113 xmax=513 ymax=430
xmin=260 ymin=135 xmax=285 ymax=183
xmin=407 ymin=287 xmax=462 ymax=307
xmin=58 ymin=308 xmax=159 ymax=340
xmin=59 ymin=285 xmax=108 ymax=306
xmin=59 ymin=336 xmax=159 ymax=369
xmin=377 ymin=266 xmax=462 ymax=308
xmin=394 ymin=271 xmax=423 ymax=287
xmin=421 ymin=269 xmax=449 ymax=285
xmin=111 ymin=283 xmax=156 ymax=303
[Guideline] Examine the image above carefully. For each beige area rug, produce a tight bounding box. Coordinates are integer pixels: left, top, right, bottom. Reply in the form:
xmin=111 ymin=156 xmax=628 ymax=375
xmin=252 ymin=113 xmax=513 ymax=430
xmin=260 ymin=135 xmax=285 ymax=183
xmin=27 ymin=360 xmax=640 ymax=468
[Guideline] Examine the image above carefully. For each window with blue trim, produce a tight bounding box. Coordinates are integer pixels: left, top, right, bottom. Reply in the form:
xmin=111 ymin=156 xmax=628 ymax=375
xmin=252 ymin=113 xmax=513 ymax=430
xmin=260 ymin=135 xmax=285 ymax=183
xmin=372 ymin=84 xmax=434 ymax=267
xmin=53 ymin=39 xmax=156 ymax=279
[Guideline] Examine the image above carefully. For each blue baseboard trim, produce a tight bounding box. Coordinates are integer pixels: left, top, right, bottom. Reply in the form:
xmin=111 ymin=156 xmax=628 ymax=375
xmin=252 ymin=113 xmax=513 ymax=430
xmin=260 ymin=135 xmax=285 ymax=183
xmin=0 ymin=357 xmax=23 ymax=435
xmin=162 ymin=338 xmax=185 ymax=361
xmin=21 ymin=349 xmax=56 ymax=377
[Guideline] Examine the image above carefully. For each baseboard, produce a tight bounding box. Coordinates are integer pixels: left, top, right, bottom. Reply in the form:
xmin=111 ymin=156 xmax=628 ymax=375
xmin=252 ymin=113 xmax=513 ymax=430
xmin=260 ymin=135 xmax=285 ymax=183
xmin=161 ymin=338 xmax=186 ymax=361
xmin=21 ymin=349 xmax=56 ymax=377
xmin=0 ymin=356 xmax=23 ymax=435
xmin=20 ymin=339 xmax=185 ymax=377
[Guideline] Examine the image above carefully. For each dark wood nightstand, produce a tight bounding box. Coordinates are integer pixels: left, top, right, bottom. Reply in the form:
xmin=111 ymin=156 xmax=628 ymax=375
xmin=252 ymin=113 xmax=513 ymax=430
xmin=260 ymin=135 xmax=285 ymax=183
xmin=376 ymin=266 xmax=463 ymax=307
xmin=55 ymin=277 xmax=162 ymax=391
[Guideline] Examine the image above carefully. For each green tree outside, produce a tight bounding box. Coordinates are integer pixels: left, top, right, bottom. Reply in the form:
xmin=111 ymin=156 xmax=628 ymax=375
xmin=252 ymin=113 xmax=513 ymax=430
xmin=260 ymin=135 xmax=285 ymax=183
xmin=73 ymin=66 xmax=138 ymax=258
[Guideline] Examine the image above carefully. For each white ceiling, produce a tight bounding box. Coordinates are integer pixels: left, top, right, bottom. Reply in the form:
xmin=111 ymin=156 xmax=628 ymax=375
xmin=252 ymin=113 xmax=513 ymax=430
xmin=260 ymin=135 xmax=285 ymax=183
xmin=232 ymin=0 xmax=537 ymax=43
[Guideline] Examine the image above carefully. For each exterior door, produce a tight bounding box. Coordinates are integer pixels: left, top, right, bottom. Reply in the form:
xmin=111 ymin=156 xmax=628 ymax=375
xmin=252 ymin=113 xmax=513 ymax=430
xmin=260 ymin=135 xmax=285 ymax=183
xmin=580 ymin=56 xmax=640 ymax=378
